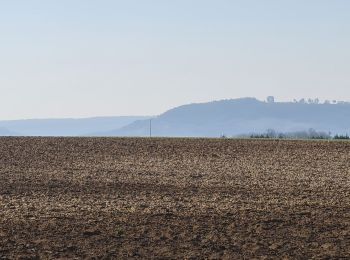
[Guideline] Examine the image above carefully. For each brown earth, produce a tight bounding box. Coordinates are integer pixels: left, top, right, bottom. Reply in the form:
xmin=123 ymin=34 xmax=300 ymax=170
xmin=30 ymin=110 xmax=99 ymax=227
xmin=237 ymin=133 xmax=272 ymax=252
xmin=0 ymin=137 xmax=349 ymax=259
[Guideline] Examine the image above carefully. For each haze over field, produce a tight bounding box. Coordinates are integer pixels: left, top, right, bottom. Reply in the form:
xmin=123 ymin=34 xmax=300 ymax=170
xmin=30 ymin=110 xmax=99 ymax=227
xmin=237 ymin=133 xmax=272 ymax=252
xmin=0 ymin=116 xmax=149 ymax=136
xmin=1 ymin=98 xmax=349 ymax=137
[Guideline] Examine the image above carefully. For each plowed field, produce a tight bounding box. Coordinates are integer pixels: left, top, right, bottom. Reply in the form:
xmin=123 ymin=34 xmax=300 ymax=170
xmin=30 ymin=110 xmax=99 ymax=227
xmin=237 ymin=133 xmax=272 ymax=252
xmin=0 ymin=138 xmax=349 ymax=259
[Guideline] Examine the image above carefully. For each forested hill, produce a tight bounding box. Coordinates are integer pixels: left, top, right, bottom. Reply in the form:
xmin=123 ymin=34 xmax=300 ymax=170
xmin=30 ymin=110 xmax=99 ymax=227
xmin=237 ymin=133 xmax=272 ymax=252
xmin=107 ymin=98 xmax=350 ymax=137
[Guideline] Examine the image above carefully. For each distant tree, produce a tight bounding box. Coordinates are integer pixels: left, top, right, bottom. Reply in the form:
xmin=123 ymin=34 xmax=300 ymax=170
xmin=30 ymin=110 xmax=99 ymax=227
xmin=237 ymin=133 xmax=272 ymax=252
xmin=307 ymin=128 xmax=331 ymax=139
xmin=337 ymin=101 xmax=349 ymax=105
xmin=266 ymin=129 xmax=277 ymax=138
xmin=278 ymin=133 xmax=286 ymax=139
xmin=249 ymin=129 xmax=331 ymax=140
xmin=299 ymin=98 xmax=306 ymax=104
xmin=266 ymin=96 xmax=275 ymax=103
xmin=334 ymin=134 xmax=350 ymax=140
xmin=308 ymin=128 xmax=317 ymax=137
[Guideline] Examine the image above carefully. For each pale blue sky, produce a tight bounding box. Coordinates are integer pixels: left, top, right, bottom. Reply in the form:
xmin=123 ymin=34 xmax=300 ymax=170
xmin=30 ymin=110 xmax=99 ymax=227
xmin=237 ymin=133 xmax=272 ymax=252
xmin=0 ymin=0 xmax=349 ymax=119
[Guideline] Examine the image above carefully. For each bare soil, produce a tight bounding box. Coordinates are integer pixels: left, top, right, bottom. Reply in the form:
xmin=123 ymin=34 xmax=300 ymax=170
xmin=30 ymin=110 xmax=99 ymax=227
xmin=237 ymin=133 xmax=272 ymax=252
xmin=0 ymin=137 xmax=349 ymax=259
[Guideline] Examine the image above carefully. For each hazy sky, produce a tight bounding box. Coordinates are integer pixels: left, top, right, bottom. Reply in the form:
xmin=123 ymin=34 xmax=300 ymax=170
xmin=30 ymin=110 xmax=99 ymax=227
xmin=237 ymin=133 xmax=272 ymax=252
xmin=0 ymin=0 xmax=349 ymax=119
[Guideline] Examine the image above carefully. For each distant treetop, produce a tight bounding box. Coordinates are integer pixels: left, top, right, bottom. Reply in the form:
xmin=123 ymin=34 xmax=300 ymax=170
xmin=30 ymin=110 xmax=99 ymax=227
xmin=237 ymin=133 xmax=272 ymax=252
xmin=266 ymin=96 xmax=275 ymax=103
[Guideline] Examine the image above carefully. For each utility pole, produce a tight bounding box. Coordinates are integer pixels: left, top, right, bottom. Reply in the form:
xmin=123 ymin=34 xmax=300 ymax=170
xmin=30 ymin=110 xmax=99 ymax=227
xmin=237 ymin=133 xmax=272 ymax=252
xmin=149 ymin=119 xmax=152 ymax=138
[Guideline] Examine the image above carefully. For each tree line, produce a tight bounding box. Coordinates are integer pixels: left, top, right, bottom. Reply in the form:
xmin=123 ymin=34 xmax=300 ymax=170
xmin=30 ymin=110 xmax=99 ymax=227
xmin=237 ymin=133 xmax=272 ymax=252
xmin=232 ymin=129 xmax=350 ymax=140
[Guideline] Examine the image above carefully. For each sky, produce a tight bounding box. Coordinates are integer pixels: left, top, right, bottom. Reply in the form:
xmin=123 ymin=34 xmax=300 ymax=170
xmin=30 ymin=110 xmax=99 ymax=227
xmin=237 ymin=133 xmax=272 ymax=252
xmin=0 ymin=0 xmax=349 ymax=119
